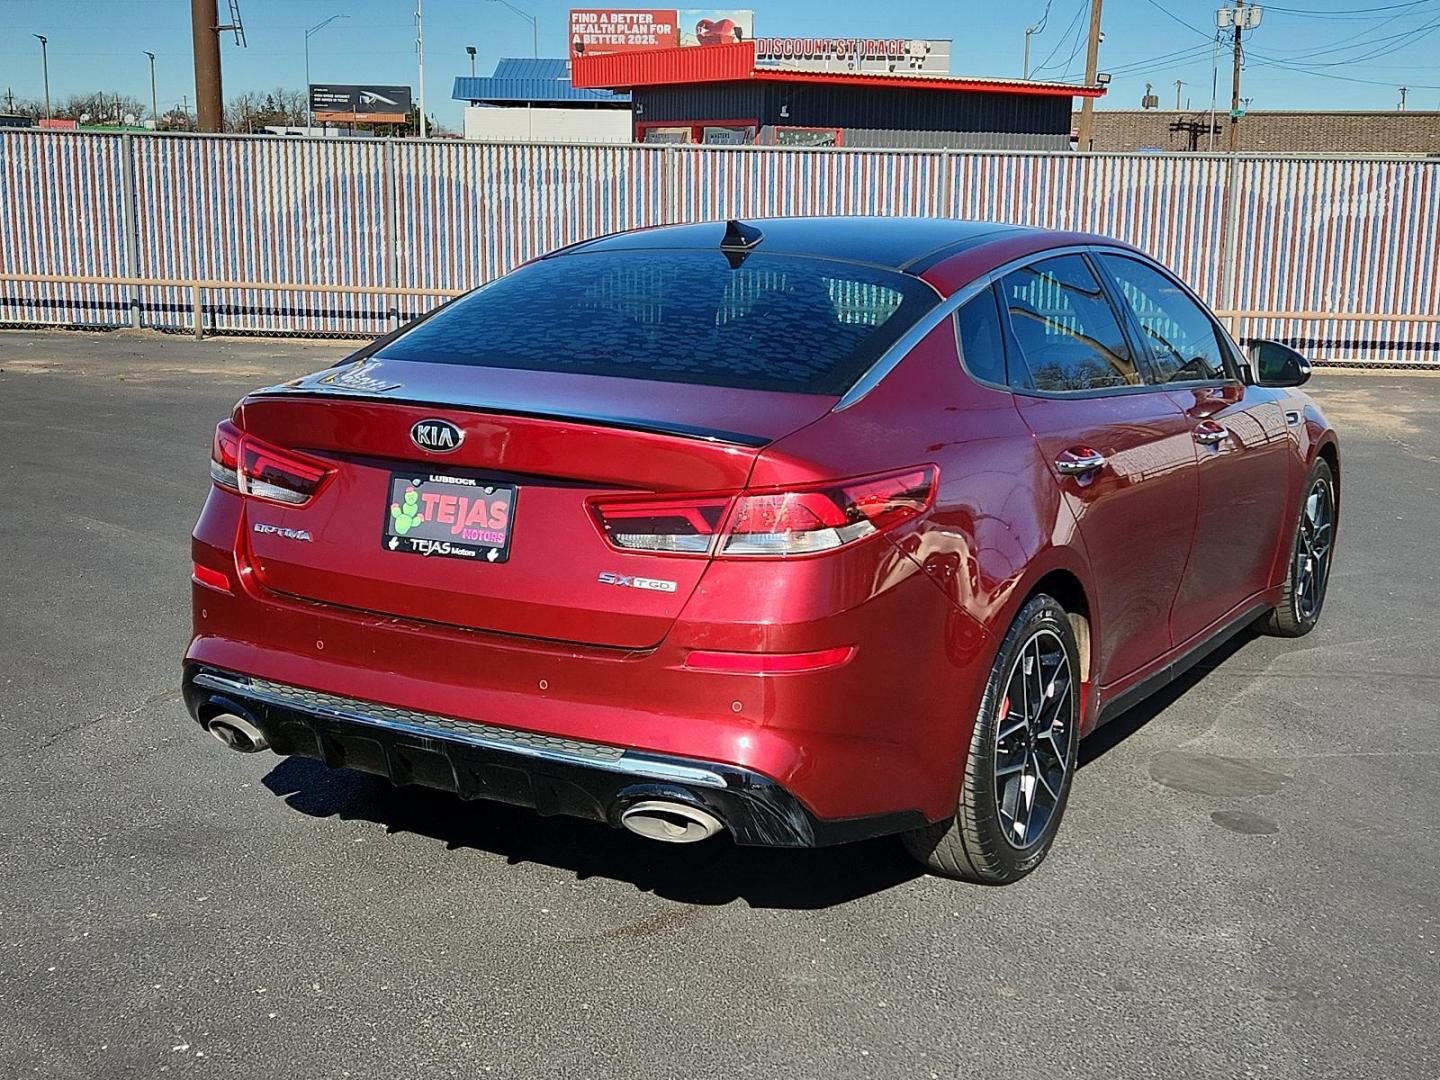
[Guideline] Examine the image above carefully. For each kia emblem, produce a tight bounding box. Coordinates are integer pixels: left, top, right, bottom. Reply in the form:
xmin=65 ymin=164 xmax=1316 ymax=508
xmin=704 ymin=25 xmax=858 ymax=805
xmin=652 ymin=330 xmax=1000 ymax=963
xmin=410 ymin=419 xmax=464 ymax=454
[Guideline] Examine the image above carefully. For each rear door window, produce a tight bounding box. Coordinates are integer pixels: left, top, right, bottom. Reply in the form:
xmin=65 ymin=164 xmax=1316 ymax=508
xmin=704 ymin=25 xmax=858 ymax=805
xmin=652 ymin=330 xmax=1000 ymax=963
xmin=378 ymin=250 xmax=938 ymax=395
xmin=1096 ymin=254 xmax=1230 ymax=384
xmin=998 ymin=255 xmax=1142 ymax=393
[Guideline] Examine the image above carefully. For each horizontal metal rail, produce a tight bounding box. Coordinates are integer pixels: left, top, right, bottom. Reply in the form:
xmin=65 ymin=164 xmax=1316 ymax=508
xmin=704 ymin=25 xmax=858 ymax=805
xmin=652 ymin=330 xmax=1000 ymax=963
xmin=6 ymin=127 xmax=1440 ymax=162
xmin=4 ymin=270 xmax=1438 ymax=331
xmin=0 ymin=271 xmax=465 ymax=297
xmin=0 ymin=271 xmax=467 ymax=339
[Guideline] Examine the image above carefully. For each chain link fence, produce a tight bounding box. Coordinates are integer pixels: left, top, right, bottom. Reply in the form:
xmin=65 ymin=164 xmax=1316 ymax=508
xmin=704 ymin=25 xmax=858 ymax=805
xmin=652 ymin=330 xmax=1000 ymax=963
xmin=1 ymin=130 xmax=1437 ymax=365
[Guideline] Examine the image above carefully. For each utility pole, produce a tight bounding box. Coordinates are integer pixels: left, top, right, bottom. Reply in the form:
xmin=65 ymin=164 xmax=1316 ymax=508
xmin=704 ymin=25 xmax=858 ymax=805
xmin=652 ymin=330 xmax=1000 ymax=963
xmin=144 ymin=52 xmax=158 ymax=128
xmin=1075 ymin=0 xmax=1103 ymax=150
xmin=1228 ymin=0 xmax=1244 ymax=152
xmin=415 ymin=0 xmax=428 ymax=138
xmin=191 ymin=0 xmax=224 ymax=131
xmin=33 ymin=35 xmax=51 ymax=120
xmin=1174 ymin=79 xmax=1184 ymax=110
xmin=1398 ymin=86 xmax=1408 ymax=111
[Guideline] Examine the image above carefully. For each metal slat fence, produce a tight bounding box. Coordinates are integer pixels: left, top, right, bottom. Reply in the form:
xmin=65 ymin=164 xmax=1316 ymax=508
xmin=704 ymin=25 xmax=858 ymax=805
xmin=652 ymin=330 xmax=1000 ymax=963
xmin=0 ymin=130 xmax=1436 ymax=365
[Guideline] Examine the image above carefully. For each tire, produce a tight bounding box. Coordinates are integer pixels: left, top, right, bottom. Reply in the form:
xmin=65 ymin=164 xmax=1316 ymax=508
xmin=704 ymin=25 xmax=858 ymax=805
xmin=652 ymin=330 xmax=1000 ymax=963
xmin=903 ymin=594 xmax=1081 ymax=884
xmin=1264 ymin=458 xmax=1336 ymax=638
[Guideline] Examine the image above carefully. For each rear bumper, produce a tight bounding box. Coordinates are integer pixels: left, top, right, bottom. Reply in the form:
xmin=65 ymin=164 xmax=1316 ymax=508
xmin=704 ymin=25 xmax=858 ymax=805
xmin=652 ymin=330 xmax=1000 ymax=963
xmin=183 ymin=664 xmax=926 ymax=848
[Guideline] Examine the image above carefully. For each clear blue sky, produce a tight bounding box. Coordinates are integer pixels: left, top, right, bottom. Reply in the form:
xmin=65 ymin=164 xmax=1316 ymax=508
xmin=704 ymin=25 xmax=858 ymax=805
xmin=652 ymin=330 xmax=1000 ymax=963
xmin=3 ymin=0 xmax=1438 ymax=127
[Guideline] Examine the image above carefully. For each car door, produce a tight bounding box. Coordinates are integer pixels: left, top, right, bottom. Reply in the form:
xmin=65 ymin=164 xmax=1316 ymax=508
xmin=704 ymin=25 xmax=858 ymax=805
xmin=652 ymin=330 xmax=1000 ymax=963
xmin=1094 ymin=252 xmax=1291 ymax=644
xmin=998 ymin=252 xmax=1200 ymax=686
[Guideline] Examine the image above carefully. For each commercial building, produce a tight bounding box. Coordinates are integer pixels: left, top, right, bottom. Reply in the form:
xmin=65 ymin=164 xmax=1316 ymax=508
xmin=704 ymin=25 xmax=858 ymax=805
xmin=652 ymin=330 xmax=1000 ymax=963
xmin=572 ymin=40 xmax=1104 ymax=149
xmin=1076 ymin=108 xmax=1440 ymax=156
xmin=453 ymin=58 xmax=632 ymax=142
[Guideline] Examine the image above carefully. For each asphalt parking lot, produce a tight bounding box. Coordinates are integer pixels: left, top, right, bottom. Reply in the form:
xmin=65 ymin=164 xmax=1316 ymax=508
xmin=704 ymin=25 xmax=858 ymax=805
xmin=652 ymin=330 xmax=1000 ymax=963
xmin=1 ymin=328 xmax=1437 ymax=1080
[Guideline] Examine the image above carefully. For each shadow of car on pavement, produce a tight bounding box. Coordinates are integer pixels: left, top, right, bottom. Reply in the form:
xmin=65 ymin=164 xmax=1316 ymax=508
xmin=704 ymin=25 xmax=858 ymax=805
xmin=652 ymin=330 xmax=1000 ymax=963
xmin=261 ymin=621 xmax=1263 ymax=908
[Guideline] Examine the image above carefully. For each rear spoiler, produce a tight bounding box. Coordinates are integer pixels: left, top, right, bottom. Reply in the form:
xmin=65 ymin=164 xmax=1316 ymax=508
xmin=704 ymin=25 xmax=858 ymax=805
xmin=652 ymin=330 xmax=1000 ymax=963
xmin=250 ymin=380 xmax=772 ymax=448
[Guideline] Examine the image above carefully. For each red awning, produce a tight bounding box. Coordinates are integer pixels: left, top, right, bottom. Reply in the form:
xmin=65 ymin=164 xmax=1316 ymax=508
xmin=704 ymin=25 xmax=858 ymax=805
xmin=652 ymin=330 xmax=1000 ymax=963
xmin=571 ymin=42 xmax=1106 ymax=99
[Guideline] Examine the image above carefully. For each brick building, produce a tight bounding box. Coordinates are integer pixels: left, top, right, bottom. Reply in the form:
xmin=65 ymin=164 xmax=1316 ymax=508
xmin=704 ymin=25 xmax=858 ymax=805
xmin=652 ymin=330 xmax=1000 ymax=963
xmin=1073 ymin=109 xmax=1440 ymax=155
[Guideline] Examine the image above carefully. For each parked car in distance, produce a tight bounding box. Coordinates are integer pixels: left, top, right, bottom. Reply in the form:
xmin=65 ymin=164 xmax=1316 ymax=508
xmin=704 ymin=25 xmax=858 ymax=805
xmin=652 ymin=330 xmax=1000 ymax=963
xmin=185 ymin=217 xmax=1338 ymax=883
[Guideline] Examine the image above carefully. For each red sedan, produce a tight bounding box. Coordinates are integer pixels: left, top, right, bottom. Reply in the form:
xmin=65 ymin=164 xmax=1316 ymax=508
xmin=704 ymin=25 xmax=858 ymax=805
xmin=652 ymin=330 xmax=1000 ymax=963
xmin=185 ymin=218 xmax=1339 ymax=883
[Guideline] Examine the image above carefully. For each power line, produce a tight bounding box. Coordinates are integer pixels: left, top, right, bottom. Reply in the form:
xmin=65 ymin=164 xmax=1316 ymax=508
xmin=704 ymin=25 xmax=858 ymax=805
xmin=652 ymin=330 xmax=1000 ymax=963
xmin=1261 ymin=7 xmax=1440 ymax=59
xmin=1030 ymin=0 xmax=1088 ymax=75
xmin=1102 ymin=43 xmax=1216 ymax=78
xmin=1138 ymin=0 xmax=1215 ymax=40
xmin=1259 ymin=11 xmax=1440 ymax=65
xmin=1261 ymin=0 xmax=1436 ymax=18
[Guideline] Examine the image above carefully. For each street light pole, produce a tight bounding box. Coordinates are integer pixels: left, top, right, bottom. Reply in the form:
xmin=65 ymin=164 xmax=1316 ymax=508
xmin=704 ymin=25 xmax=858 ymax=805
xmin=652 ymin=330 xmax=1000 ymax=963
xmin=485 ymin=0 xmax=539 ymax=60
xmin=143 ymin=51 xmax=158 ymax=128
xmin=305 ymin=14 xmax=348 ymax=132
xmin=33 ymin=35 xmax=51 ymax=120
xmin=416 ymin=0 xmax=428 ymax=138
xmin=467 ymin=45 xmax=477 ymax=77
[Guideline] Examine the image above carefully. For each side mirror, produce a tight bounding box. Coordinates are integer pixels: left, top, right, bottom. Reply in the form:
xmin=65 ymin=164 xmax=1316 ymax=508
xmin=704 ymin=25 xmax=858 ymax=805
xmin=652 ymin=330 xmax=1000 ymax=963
xmin=1250 ymin=339 xmax=1312 ymax=388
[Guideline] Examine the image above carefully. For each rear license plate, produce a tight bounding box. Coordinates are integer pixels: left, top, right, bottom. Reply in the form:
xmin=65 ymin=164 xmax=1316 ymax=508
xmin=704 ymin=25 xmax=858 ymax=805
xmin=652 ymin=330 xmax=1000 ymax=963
xmin=382 ymin=472 xmax=516 ymax=563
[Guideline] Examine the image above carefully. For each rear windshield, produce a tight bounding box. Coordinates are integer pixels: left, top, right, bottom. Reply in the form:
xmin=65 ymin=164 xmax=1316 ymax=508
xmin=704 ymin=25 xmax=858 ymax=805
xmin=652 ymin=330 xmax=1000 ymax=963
xmin=377 ymin=250 xmax=937 ymax=395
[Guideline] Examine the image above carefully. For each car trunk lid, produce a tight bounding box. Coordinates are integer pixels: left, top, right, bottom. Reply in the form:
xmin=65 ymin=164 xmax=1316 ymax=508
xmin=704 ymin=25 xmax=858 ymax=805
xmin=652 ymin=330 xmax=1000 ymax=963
xmin=233 ymin=361 xmax=835 ymax=649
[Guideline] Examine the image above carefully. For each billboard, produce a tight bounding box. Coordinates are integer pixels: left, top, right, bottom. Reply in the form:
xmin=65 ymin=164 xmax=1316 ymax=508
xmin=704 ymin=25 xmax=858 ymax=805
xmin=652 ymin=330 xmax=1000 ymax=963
xmin=309 ymin=84 xmax=413 ymax=124
xmin=754 ymin=38 xmax=951 ymax=74
xmin=569 ymin=9 xmax=754 ymax=57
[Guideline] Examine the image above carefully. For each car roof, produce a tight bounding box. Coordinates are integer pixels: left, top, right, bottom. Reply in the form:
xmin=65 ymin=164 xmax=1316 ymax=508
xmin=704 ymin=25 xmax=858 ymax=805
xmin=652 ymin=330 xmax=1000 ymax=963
xmin=554 ymin=216 xmax=1038 ymax=275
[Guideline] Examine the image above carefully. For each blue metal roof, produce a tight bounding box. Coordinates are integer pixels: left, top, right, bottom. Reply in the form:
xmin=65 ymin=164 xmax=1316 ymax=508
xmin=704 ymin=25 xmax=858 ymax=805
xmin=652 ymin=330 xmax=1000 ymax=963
xmin=452 ymin=58 xmax=630 ymax=105
xmin=492 ymin=58 xmax=571 ymax=80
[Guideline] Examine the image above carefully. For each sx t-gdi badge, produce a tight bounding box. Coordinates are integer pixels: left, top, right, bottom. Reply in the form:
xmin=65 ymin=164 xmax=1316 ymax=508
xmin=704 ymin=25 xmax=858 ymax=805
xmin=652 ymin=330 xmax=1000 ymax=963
xmin=411 ymin=419 xmax=464 ymax=454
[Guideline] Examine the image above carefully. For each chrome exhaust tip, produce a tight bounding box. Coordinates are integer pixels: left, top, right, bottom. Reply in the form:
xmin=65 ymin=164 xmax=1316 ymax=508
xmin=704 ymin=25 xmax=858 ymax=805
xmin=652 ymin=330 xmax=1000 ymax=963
xmin=619 ymin=800 xmax=725 ymax=843
xmin=206 ymin=712 xmax=269 ymax=753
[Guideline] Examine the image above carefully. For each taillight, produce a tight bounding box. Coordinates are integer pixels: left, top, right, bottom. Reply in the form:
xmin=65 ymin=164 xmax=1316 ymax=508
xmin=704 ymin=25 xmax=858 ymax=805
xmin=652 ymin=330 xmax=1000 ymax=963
xmin=721 ymin=467 xmax=936 ymax=556
xmin=210 ymin=420 xmax=241 ymax=491
xmin=240 ymin=441 xmax=330 ymax=505
xmin=589 ymin=494 xmax=731 ymax=554
xmin=588 ymin=466 xmax=936 ymax=558
xmin=210 ymin=421 xmax=332 ymax=507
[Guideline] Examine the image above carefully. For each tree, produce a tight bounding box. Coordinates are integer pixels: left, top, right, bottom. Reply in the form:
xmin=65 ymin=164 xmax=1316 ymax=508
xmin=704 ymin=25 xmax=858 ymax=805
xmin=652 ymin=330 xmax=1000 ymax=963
xmin=226 ymin=87 xmax=307 ymax=132
xmin=57 ymin=92 xmax=147 ymax=125
xmin=3 ymin=97 xmax=48 ymax=120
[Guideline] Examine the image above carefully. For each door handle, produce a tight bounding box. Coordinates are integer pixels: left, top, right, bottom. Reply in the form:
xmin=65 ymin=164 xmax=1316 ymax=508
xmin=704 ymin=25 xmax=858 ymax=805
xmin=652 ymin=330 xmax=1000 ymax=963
xmin=1194 ymin=421 xmax=1229 ymax=446
xmin=1055 ymin=448 xmax=1107 ymax=475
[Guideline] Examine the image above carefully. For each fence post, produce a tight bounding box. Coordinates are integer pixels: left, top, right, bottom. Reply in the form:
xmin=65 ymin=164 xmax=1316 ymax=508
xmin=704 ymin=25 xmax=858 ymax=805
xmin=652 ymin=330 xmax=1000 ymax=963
xmin=192 ymin=283 xmax=204 ymax=340
xmin=385 ymin=139 xmax=401 ymax=332
xmin=663 ymin=146 xmax=678 ymax=226
xmin=940 ymin=148 xmax=955 ymax=218
xmin=1220 ymin=151 xmax=1244 ymax=340
xmin=120 ymin=133 xmax=141 ymax=329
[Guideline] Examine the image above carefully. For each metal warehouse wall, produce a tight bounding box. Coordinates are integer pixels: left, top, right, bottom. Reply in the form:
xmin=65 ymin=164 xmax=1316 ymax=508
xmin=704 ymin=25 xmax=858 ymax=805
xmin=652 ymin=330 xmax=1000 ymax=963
xmin=633 ymin=84 xmax=769 ymax=127
xmin=1 ymin=131 xmax=1437 ymax=366
xmin=631 ymin=82 xmax=1072 ymax=147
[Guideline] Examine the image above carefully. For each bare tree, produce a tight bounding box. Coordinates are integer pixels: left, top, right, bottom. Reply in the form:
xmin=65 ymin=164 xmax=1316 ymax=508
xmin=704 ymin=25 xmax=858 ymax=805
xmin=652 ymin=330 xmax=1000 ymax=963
xmin=226 ymin=87 xmax=308 ymax=132
xmin=57 ymin=92 xmax=147 ymax=124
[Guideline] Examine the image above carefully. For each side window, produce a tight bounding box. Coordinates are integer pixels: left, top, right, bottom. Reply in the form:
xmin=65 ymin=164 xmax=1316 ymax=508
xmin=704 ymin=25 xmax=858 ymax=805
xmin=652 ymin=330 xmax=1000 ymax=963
xmin=955 ymin=285 xmax=1007 ymax=386
xmin=1097 ymin=254 xmax=1229 ymax=384
xmin=999 ymin=255 xmax=1141 ymax=393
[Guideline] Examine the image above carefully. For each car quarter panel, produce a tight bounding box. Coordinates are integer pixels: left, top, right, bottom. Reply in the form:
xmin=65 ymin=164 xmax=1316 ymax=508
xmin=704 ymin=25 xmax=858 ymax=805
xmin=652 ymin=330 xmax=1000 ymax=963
xmin=746 ymin=316 xmax=1096 ymax=802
